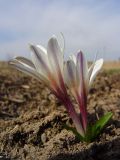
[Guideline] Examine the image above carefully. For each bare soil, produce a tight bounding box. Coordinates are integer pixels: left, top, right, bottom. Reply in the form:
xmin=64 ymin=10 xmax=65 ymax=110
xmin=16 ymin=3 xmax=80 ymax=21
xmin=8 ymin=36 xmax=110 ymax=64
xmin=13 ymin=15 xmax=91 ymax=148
xmin=103 ymin=61 xmax=120 ymax=70
xmin=0 ymin=62 xmax=120 ymax=160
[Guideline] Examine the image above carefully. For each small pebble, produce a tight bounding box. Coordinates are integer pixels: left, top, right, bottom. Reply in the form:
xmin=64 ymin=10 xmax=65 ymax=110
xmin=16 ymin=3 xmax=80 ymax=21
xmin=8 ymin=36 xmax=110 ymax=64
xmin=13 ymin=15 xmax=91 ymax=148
xmin=41 ymin=133 xmax=47 ymax=143
xmin=21 ymin=85 xmax=30 ymax=89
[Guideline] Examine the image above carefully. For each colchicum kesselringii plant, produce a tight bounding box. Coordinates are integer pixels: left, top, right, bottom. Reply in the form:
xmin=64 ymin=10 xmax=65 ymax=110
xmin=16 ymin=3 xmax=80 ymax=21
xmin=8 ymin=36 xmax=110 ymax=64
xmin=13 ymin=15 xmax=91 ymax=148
xmin=9 ymin=34 xmax=113 ymax=142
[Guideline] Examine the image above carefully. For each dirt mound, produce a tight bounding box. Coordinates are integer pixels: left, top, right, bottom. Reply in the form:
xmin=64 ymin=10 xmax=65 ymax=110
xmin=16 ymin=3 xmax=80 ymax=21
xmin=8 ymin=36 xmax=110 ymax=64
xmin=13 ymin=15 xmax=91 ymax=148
xmin=0 ymin=63 xmax=120 ymax=160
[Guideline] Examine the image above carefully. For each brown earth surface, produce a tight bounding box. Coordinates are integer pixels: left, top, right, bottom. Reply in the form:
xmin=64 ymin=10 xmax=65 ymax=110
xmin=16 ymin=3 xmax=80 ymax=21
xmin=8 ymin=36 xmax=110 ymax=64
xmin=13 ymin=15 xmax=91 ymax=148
xmin=0 ymin=62 xmax=120 ymax=160
xmin=103 ymin=61 xmax=120 ymax=70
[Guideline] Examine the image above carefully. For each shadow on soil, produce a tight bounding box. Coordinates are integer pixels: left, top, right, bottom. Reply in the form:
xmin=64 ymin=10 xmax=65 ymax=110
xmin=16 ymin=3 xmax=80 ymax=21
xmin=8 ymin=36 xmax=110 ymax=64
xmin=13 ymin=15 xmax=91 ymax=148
xmin=0 ymin=112 xmax=14 ymax=120
xmin=49 ymin=137 xmax=120 ymax=160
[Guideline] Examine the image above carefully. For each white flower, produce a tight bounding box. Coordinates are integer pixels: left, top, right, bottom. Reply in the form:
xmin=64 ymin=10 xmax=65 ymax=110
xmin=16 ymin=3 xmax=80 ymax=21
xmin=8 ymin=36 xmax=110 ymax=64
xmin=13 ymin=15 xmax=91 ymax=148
xmin=64 ymin=51 xmax=103 ymax=130
xmin=64 ymin=51 xmax=103 ymax=95
xmin=9 ymin=35 xmax=85 ymax=136
xmin=9 ymin=36 xmax=65 ymax=94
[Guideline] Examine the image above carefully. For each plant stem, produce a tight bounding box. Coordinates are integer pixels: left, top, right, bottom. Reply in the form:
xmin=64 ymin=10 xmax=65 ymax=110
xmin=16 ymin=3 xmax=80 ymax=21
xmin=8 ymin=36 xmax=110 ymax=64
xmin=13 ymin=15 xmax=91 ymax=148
xmin=63 ymin=96 xmax=85 ymax=137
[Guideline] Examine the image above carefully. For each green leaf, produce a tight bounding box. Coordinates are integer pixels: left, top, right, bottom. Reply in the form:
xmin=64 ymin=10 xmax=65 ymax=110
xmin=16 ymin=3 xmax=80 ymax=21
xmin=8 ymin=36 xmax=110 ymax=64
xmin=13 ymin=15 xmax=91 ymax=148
xmin=92 ymin=112 xmax=113 ymax=138
xmin=64 ymin=112 xmax=113 ymax=143
xmin=83 ymin=125 xmax=94 ymax=142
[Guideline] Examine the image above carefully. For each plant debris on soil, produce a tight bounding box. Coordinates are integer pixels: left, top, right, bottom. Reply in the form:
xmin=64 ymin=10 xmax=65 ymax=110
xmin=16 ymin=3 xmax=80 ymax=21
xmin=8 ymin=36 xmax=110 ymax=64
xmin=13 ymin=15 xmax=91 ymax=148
xmin=0 ymin=62 xmax=120 ymax=160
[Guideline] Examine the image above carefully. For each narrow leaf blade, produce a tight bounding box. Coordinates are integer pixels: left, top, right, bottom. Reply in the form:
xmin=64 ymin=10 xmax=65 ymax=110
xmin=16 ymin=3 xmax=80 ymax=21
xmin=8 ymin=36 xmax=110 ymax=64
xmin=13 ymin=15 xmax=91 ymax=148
xmin=92 ymin=112 xmax=113 ymax=137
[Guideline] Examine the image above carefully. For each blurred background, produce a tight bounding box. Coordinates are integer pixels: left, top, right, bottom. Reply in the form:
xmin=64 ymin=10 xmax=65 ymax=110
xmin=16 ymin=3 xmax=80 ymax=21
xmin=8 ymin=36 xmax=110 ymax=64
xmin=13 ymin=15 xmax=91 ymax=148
xmin=0 ymin=0 xmax=120 ymax=61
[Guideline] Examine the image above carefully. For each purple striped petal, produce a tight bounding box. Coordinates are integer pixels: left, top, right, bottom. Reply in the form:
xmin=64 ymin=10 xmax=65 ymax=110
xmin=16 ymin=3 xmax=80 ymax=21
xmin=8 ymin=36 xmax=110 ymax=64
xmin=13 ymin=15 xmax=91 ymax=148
xmin=77 ymin=51 xmax=88 ymax=94
xmin=77 ymin=51 xmax=88 ymax=131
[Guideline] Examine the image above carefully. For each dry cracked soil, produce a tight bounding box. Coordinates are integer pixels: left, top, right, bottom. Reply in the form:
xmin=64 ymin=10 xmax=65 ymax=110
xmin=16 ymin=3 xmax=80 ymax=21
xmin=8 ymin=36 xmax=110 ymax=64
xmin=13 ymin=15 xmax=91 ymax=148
xmin=0 ymin=62 xmax=120 ymax=160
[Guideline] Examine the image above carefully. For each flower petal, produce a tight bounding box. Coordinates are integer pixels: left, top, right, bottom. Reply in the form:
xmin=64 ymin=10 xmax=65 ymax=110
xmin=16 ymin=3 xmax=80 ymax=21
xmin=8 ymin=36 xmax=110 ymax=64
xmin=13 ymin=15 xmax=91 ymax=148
xmin=30 ymin=44 xmax=50 ymax=79
xmin=76 ymin=51 xmax=88 ymax=131
xmin=77 ymin=51 xmax=88 ymax=93
xmin=15 ymin=56 xmax=35 ymax=68
xmin=69 ymin=54 xmax=76 ymax=65
xmin=88 ymin=53 xmax=98 ymax=80
xmin=9 ymin=58 xmax=48 ymax=83
xmin=47 ymin=36 xmax=63 ymax=73
xmin=89 ymin=59 xmax=103 ymax=87
xmin=47 ymin=36 xmax=64 ymax=90
xmin=64 ymin=60 xmax=76 ymax=88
